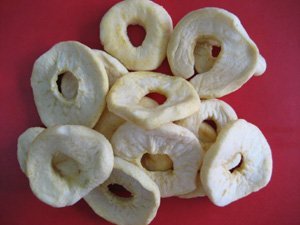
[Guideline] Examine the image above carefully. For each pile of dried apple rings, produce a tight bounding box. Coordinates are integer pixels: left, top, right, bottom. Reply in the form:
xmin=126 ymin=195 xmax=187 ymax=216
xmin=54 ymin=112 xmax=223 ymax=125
xmin=17 ymin=1 xmax=272 ymax=225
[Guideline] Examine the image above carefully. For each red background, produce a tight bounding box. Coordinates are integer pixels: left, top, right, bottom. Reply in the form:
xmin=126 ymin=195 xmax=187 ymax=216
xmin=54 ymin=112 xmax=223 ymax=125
xmin=0 ymin=0 xmax=299 ymax=225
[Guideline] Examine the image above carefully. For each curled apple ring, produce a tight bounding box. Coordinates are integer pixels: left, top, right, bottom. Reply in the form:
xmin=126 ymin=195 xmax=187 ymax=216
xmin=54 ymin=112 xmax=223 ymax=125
xmin=106 ymin=72 xmax=200 ymax=129
xmin=167 ymin=7 xmax=266 ymax=98
xmin=200 ymin=119 xmax=273 ymax=206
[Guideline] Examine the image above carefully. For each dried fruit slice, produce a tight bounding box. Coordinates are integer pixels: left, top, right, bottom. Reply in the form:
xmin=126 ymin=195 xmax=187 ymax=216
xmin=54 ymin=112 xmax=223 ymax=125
xmin=84 ymin=157 xmax=160 ymax=225
xmin=167 ymin=7 xmax=266 ymax=98
xmin=94 ymin=97 xmax=158 ymax=140
xmin=111 ymin=122 xmax=203 ymax=197
xmin=17 ymin=127 xmax=44 ymax=174
xmin=27 ymin=125 xmax=114 ymax=207
xmin=177 ymin=99 xmax=237 ymax=152
xmin=200 ymin=119 xmax=273 ymax=206
xmin=100 ymin=0 xmax=173 ymax=70
xmin=31 ymin=41 xmax=109 ymax=127
xmin=107 ymin=72 xmax=201 ymax=129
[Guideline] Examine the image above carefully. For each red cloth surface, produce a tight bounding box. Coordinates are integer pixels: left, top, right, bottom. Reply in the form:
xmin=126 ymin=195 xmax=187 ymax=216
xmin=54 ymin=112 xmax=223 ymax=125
xmin=0 ymin=0 xmax=299 ymax=225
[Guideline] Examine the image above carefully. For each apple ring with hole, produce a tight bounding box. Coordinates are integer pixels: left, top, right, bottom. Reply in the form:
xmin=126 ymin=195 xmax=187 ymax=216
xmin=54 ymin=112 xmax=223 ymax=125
xmin=100 ymin=0 xmax=173 ymax=70
xmin=94 ymin=97 xmax=158 ymax=140
xmin=31 ymin=41 xmax=109 ymax=127
xmin=17 ymin=127 xmax=44 ymax=174
xmin=84 ymin=157 xmax=160 ymax=225
xmin=167 ymin=7 xmax=266 ymax=98
xmin=26 ymin=125 xmax=114 ymax=207
xmin=111 ymin=122 xmax=203 ymax=197
xmin=176 ymin=99 xmax=237 ymax=152
xmin=200 ymin=119 xmax=273 ymax=206
xmin=107 ymin=72 xmax=201 ymax=130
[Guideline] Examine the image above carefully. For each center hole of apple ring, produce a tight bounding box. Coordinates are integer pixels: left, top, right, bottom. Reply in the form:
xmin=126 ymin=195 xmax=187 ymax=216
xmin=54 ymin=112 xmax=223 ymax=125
xmin=127 ymin=24 xmax=146 ymax=47
xmin=193 ymin=37 xmax=222 ymax=74
xmin=108 ymin=183 xmax=133 ymax=198
xmin=56 ymin=71 xmax=79 ymax=100
xmin=198 ymin=119 xmax=218 ymax=143
xmin=229 ymin=153 xmax=244 ymax=174
xmin=141 ymin=153 xmax=173 ymax=172
xmin=145 ymin=92 xmax=167 ymax=105
xmin=51 ymin=152 xmax=81 ymax=183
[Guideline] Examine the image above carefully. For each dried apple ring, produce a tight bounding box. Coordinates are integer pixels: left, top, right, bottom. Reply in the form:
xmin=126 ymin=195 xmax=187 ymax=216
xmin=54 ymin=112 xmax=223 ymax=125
xmin=200 ymin=119 xmax=273 ymax=206
xmin=100 ymin=0 xmax=173 ymax=70
xmin=94 ymin=97 xmax=158 ymax=140
xmin=31 ymin=41 xmax=109 ymax=127
xmin=17 ymin=127 xmax=44 ymax=174
xmin=27 ymin=125 xmax=114 ymax=207
xmin=167 ymin=7 xmax=266 ymax=98
xmin=111 ymin=122 xmax=203 ymax=197
xmin=107 ymin=72 xmax=201 ymax=129
xmin=177 ymin=99 xmax=237 ymax=152
xmin=84 ymin=157 xmax=160 ymax=225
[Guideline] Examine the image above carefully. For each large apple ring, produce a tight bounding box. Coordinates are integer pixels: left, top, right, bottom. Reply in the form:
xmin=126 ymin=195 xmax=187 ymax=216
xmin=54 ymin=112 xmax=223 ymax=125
xmin=167 ymin=7 xmax=266 ymax=98
xmin=31 ymin=41 xmax=109 ymax=127
xmin=26 ymin=125 xmax=114 ymax=207
xmin=200 ymin=119 xmax=273 ymax=206
xmin=100 ymin=0 xmax=173 ymax=70
xmin=111 ymin=122 xmax=203 ymax=197
xmin=84 ymin=157 xmax=160 ymax=225
xmin=106 ymin=72 xmax=201 ymax=129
